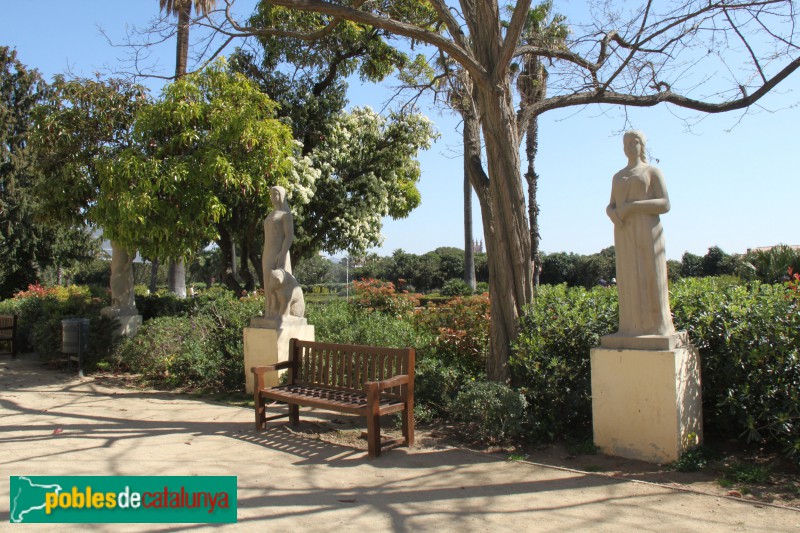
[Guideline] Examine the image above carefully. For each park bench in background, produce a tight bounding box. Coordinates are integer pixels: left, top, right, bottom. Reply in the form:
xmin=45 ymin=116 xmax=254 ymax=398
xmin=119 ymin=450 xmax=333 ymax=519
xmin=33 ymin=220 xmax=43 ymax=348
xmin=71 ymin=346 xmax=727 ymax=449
xmin=0 ymin=314 xmax=18 ymax=358
xmin=252 ymin=338 xmax=415 ymax=458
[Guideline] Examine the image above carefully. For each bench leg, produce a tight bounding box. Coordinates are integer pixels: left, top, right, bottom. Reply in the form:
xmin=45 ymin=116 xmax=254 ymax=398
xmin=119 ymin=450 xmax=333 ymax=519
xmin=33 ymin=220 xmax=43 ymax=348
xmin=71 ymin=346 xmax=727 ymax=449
xmin=402 ymin=406 xmax=415 ymax=447
xmin=366 ymin=384 xmax=381 ymax=458
xmin=289 ymin=404 xmax=300 ymax=426
xmin=254 ymin=394 xmax=265 ymax=431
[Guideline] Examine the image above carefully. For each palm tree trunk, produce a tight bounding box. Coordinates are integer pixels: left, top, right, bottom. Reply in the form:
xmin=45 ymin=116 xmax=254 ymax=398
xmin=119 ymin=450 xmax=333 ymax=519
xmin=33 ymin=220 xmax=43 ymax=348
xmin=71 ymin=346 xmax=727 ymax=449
xmin=166 ymin=0 xmax=192 ymax=297
xmin=525 ymin=114 xmax=542 ymax=288
xmin=463 ymin=142 xmax=477 ymax=290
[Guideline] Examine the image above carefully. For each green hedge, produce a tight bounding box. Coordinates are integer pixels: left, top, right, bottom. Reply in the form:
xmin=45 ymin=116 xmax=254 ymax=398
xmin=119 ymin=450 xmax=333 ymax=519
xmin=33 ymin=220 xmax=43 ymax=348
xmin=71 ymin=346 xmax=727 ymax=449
xmin=512 ymin=278 xmax=800 ymax=460
xmin=512 ymin=285 xmax=617 ymax=440
xmin=113 ymin=290 xmax=262 ymax=392
xmin=0 ymin=285 xmax=117 ymax=368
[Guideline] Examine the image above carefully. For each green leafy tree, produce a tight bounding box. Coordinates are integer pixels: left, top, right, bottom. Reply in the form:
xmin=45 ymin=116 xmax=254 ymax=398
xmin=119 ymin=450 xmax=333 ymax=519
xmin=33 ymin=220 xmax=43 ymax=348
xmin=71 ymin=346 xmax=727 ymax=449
xmin=25 ymin=71 xmax=145 ymax=297
xmin=702 ymin=246 xmax=738 ymax=277
xmin=0 ymin=48 xmax=98 ymax=297
xmin=99 ymin=59 xmax=307 ymax=293
xmin=680 ymin=252 xmax=704 ymax=278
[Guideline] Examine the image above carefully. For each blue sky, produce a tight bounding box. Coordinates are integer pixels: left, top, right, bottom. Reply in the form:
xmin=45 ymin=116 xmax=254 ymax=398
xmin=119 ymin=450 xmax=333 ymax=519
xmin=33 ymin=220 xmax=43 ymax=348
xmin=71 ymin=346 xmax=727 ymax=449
xmin=3 ymin=1 xmax=798 ymax=260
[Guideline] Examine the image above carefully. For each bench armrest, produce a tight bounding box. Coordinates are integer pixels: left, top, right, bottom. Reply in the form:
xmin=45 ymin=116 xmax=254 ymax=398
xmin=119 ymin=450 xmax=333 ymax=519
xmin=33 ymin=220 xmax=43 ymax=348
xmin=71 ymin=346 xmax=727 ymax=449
xmin=251 ymin=361 xmax=292 ymax=375
xmin=252 ymin=361 xmax=293 ymax=393
xmin=366 ymin=374 xmax=409 ymax=392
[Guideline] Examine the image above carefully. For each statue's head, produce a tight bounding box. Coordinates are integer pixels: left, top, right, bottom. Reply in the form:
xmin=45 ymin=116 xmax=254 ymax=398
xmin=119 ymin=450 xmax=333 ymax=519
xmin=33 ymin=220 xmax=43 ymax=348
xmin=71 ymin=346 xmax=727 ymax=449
xmin=623 ymin=130 xmax=647 ymax=163
xmin=270 ymin=186 xmax=288 ymax=210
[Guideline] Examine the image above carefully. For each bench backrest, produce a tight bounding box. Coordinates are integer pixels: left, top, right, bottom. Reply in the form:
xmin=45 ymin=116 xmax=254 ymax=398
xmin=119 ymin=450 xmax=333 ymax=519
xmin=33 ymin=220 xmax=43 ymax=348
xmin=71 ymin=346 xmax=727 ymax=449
xmin=289 ymin=339 xmax=414 ymax=399
xmin=0 ymin=314 xmax=16 ymax=337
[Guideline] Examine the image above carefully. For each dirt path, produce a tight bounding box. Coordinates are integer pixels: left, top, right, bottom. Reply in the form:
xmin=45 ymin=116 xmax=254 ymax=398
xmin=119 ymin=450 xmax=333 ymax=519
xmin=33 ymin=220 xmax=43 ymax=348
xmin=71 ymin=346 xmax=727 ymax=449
xmin=2 ymin=355 xmax=799 ymax=532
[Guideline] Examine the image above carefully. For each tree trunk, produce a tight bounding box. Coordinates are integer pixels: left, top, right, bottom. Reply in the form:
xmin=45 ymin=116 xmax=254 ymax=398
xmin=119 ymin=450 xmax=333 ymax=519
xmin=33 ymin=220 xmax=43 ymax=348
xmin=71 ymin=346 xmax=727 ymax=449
xmin=167 ymin=259 xmax=187 ymax=298
xmin=466 ymin=3 xmax=533 ymax=382
xmin=165 ymin=2 xmax=192 ymax=297
xmin=463 ymin=140 xmax=476 ymax=290
xmin=217 ymin=227 xmax=243 ymax=292
xmin=239 ymin=237 xmax=255 ymax=292
xmin=149 ymin=258 xmax=159 ymax=293
xmin=175 ymin=2 xmax=190 ymax=78
xmin=525 ymin=115 xmax=542 ymax=288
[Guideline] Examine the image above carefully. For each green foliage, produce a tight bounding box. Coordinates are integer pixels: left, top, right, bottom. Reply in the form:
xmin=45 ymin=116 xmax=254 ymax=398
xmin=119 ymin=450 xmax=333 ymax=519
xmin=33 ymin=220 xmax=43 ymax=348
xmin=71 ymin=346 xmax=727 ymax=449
xmin=680 ymin=252 xmax=704 ymax=278
xmin=0 ymin=47 xmax=97 ymax=297
xmin=97 ymin=59 xmax=305 ymax=267
xmin=740 ymin=245 xmax=800 ymax=283
xmin=510 ymin=278 xmax=800 ymax=457
xmin=292 ymin=108 xmax=436 ymax=258
xmin=306 ymin=299 xmax=428 ymax=349
xmin=671 ymin=446 xmax=709 ymax=472
xmin=294 ymin=254 xmax=334 ymax=285
xmin=114 ymin=288 xmax=262 ymax=392
xmin=720 ymin=462 xmax=771 ymax=485
xmin=0 ymin=283 xmax=116 ymax=367
xmin=30 ymin=74 xmax=147 ymax=230
xmin=352 ymin=278 xmax=419 ymax=317
xmin=539 ymin=247 xmax=616 ymax=288
xmin=512 ymin=285 xmax=618 ymax=440
xmin=702 ymin=246 xmax=739 ymax=277
xmin=441 ymin=278 xmax=474 ymax=297
xmin=671 ymin=277 xmax=800 ymax=459
xmin=114 ymin=315 xmax=219 ymax=390
xmin=414 ymin=294 xmax=490 ymax=376
xmin=452 ymin=381 xmax=528 ymax=444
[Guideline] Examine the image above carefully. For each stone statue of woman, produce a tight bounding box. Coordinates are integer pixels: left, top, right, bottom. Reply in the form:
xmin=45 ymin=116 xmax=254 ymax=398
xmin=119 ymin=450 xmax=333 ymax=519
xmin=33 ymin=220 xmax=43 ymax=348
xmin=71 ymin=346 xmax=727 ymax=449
xmin=262 ymin=186 xmax=294 ymax=318
xmin=606 ymin=130 xmax=675 ymax=337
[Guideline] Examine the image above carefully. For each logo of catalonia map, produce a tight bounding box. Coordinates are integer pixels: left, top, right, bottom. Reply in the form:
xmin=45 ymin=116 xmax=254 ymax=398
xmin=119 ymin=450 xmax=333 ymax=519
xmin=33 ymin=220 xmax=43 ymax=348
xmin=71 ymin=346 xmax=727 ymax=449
xmin=10 ymin=477 xmax=63 ymax=523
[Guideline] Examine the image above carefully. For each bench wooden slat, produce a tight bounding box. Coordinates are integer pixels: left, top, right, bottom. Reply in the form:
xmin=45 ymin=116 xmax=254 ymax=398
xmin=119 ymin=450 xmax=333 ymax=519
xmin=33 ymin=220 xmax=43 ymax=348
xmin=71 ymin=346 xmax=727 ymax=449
xmin=0 ymin=314 xmax=17 ymax=358
xmin=254 ymin=339 xmax=415 ymax=458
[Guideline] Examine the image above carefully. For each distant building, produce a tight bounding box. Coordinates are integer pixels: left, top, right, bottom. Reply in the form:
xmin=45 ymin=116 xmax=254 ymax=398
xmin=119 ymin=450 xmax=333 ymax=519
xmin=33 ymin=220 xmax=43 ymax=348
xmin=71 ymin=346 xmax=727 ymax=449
xmin=472 ymin=240 xmax=484 ymax=255
xmin=746 ymin=244 xmax=800 ymax=254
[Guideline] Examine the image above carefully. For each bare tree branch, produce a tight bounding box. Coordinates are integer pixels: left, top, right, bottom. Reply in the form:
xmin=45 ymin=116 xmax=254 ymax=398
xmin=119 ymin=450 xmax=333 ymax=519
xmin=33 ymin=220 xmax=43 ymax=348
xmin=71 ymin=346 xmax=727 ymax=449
xmin=724 ymin=8 xmax=767 ymax=83
xmin=530 ymin=55 xmax=800 ymax=115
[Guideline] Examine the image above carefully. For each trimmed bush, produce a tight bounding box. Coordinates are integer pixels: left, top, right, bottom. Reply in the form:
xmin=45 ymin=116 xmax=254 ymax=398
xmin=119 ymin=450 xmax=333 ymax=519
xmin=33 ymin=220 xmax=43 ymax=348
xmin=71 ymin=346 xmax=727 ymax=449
xmin=512 ymin=284 xmax=617 ymax=441
xmin=671 ymin=277 xmax=800 ymax=458
xmin=452 ymin=381 xmax=528 ymax=444
xmin=113 ymin=289 xmax=263 ymax=392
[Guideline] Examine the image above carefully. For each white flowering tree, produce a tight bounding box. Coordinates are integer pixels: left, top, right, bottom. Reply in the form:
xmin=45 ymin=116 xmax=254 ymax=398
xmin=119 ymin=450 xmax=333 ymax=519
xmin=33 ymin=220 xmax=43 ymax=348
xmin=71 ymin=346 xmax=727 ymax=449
xmin=292 ymin=107 xmax=437 ymax=260
xmin=98 ymin=59 xmax=315 ymax=292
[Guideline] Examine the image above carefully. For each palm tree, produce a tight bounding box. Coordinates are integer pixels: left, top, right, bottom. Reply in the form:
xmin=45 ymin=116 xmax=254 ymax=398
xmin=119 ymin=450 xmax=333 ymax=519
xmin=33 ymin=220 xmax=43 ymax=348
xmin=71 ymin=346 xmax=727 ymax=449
xmin=159 ymin=0 xmax=217 ymax=297
xmin=160 ymin=0 xmax=217 ymax=77
xmin=514 ymin=2 xmax=567 ymax=287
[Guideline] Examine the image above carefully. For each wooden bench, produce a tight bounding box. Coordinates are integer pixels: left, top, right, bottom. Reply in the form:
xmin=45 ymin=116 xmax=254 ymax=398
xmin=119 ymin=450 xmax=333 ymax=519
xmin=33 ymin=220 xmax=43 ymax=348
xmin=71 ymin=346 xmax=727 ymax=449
xmin=252 ymin=339 xmax=415 ymax=458
xmin=0 ymin=314 xmax=17 ymax=358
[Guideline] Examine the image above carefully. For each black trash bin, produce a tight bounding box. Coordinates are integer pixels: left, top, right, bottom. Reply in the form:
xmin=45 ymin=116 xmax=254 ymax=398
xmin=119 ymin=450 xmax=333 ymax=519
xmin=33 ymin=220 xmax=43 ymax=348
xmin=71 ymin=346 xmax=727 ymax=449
xmin=62 ymin=318 xmax=90 ymax=376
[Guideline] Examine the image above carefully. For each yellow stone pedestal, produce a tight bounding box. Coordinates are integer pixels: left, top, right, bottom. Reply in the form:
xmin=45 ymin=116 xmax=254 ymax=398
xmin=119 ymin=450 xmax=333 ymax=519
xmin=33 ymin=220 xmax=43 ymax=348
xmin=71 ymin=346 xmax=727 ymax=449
xmin=590 ymin=345 xmax=702 ymax=463
xmin=243 ymin=323 xmax=314 ymax=393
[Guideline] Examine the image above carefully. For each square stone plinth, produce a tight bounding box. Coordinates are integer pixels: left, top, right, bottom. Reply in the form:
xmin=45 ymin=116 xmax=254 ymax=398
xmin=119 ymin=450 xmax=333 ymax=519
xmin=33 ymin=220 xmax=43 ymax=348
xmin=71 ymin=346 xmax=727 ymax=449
xmin=243 ymin=324 xmax=314 ymax=393
xmin=590 ymin=346 xmax=703 ymax=463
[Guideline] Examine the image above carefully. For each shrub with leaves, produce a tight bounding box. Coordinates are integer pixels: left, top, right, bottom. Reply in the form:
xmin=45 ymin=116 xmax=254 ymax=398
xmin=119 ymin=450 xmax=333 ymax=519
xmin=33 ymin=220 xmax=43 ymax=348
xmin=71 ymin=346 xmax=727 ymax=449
xmin=671 ymin=276 xmax=800 ymax=460
xmin=414 ymin=293 xmax=490 ymax=376
xmin=0 ymin=284 xmax=114 ymax=363
xmin=452 ymin=381 xmax=528 ymax=444
xmin=512 ymin=284 xmax=618 ymax=441
xmin=351 ymin=278 xmax=419 ymax=317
